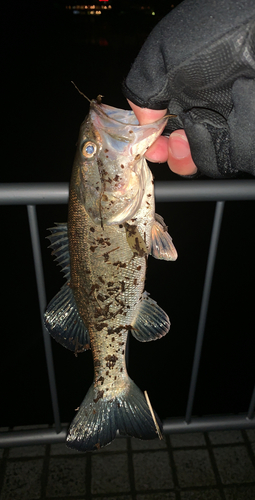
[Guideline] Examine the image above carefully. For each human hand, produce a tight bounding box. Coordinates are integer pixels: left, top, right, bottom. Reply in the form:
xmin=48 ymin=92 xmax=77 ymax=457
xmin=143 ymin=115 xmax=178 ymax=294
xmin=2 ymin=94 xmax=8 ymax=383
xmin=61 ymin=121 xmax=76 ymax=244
xmin=123 ymin=0 xmax=255 ymax=178
xmin=128 ymin=100 xmax=197 ymax=176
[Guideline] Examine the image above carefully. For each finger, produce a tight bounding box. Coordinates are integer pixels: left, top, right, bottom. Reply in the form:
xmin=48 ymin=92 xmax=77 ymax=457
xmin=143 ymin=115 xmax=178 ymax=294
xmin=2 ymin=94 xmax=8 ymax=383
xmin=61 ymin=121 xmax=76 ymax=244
xmin=127 ymin=99 xmax=167 ymax=125
xmin=168 ymin=130 xmax=198 ymax=176
xmin=145 ymin=136 xmax=169 ymax=163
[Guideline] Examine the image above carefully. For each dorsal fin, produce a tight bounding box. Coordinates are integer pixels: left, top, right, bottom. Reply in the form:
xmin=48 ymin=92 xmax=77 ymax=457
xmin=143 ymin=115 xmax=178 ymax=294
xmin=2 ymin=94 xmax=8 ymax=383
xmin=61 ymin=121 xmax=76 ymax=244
xmin=47 ymin=223 xmax=70 ymax=280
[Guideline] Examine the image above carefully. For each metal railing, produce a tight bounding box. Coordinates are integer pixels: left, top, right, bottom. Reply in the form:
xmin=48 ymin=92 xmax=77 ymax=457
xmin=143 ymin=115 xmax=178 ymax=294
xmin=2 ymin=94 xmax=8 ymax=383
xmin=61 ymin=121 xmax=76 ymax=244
xmin=0 ymin=181 xmax=255 ymax=448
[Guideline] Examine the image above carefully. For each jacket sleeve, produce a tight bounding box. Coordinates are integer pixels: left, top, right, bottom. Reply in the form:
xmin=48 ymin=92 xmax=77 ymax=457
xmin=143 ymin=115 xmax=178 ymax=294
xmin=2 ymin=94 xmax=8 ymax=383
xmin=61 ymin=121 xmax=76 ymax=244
xmin=122 ymin=0 xmax=255 ymax=178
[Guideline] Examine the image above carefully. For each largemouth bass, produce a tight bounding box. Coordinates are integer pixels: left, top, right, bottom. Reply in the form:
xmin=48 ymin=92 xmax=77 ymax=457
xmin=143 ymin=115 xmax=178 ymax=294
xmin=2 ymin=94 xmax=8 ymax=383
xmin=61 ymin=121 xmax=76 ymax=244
xmin=44 ymin=98 xmax=177 ymax=452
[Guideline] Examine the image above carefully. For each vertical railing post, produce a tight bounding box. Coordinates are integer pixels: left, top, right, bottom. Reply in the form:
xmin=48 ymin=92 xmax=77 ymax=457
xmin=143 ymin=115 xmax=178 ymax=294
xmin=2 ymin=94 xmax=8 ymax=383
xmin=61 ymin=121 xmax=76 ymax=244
xmin=27 ymin=205 xmax=62 ymax=433
xmin=185 ymin=201 xmax=225 ymax=423
xmin=247 ymin=384 xmax=255 ymax=420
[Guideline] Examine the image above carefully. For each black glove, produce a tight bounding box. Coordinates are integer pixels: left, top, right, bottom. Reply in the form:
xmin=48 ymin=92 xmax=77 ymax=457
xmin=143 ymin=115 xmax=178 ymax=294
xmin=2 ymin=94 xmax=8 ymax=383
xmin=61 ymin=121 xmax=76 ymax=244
xmin=123 ymin=0 xmax=255 ymax=178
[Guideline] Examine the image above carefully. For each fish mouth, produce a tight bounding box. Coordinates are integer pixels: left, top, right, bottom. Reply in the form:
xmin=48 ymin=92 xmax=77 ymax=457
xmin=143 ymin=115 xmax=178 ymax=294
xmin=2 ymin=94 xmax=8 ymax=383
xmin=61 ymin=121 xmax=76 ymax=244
xmin=90 ymin=100 xmax=168 ymax=157
xmin=81 ymin=100 xmax=168 ymax=226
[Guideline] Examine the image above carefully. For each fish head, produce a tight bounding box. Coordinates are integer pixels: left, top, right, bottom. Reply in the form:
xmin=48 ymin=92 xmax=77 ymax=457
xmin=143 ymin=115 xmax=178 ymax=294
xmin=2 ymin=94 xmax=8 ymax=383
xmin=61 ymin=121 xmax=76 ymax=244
xmin=72 ymin=100 xmax=168 ymax=226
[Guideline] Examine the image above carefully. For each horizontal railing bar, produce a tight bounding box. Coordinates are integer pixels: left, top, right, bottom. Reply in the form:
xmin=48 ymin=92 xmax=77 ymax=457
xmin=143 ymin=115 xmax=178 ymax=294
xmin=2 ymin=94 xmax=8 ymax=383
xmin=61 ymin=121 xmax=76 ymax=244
xmin=155 ymin=180 xmax=255 ymax=202
xmin=0 ymin=183 xmax=69 ymax=205
xmin=0 ymin=180 xmax=255 ymax=205
xmin=1 ymin=414 xmax=255 ymax=448
xmin=163 ymin=414 xmax=255 ymax=434
xmin=0 ymin=427 xmax=68 ymax=448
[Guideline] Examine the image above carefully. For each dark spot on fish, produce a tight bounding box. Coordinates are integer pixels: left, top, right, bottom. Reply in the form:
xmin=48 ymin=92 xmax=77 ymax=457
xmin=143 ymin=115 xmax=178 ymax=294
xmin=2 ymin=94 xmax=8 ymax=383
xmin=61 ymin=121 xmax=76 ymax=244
xmin=134 ymin=278 xmax=137 ymax=286
xmin=99 ymin=276 xmax=105 ymax=284
xmin=97 ymin=294 xmax=106 ymax=302
xmin=96 ymin=186 xmax=100 ymax=191
xmin=103 ymin=252 xmax=109 ymax=262
xmin=90 ymin=283 xmax=100 ymax=295
xmin=116 ymin=299 xmax=125 ymax=307
xmin=94 ymin=359 xmax=100 ymax=367
xmin=94 ymin=390 xmax=104 ymax=403
xmin=125 ymin=222 xmax=137 ymax=236
xmin=135 ymin=154 xmax=140 ymax=160
xmin=137 ymin=265 xmax=141 ymax=270
xmin=112 ymin=337 xmax=115 ymax=342
xmin=104 ymin=149 xmax=109 ymax=153
xmin=114 ymin=376 xmax=117 ymax=380
xmin=113 ymin=261 xmax=127 ymax=268
xmin=117 ymin=402 xmax=121 ymax=408
xmin=147 ymin=193 xmax=151 ymax=197
xmin=119 ymin=224 xmax=123 ymax=228
xmin=97 ymin=158 xmax=103 ymax=168
xmin=122 ymin=350 xmax=124 ymax=355
xmin=106 ymin=370 xmax=109 ymax=375
xmin=128 ymin=130 xmax=133 ymax=134
xmin=94 ymin=308 xmax=102 ymax=318
xmin=105 ymin=354 xmax=118 ymax=368
xmin=102 ymin=194 xmax=108 ymax=201
xmin=98 ymin=376 xmax=104 ymax=385
xmin=120 ymin=281 xmax=125 ymax=292
xmin=133 ymin=237 xmax=147 ymax=257
xmin=120 ymin=368 xmax=123 ymax=372
xmin=95 ymin=322 xmax=108 ymax=331
xmin=115 ymin=326 xmax=124 ymax=335
xmin=121 ymin=164 xmax=124 ymax=169
xmin=90 ymin=245 xmax=97 ymax=252
xmin=90 ymin=227 xmax=95 ymax=232
xmin=113 ymin=175 xmax=120 ymax=182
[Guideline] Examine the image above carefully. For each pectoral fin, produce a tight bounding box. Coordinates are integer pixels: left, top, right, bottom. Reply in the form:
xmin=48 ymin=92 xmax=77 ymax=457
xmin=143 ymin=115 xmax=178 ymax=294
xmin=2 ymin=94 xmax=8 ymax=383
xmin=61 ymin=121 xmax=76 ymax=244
xmin=44 ymin=284 xmax=90 ymax=354
xmin=151 ymin=214 xmax=177 ymax=261
xmin=130 ymin=292 xmax=170 ymax=342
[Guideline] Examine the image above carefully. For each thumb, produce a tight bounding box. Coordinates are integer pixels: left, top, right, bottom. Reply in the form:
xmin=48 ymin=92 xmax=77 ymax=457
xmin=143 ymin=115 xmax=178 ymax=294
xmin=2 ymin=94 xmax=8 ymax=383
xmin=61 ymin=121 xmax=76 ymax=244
xmin=127 ymin=100 xmax=169 ymax=163
xmin=127 ymin=99 xmax=167 ymax=125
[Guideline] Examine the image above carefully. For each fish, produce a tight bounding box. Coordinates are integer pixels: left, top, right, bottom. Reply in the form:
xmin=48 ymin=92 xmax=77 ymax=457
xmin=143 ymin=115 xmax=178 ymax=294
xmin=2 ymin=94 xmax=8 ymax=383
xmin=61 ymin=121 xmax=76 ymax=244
xmin=44 ymin=97 xmax=177 ymax=452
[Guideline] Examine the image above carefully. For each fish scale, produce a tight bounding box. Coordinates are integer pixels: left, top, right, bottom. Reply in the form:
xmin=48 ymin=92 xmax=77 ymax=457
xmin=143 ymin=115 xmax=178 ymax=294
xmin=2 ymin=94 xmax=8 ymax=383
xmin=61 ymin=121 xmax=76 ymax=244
xmin=44 ymin=98 xmax=177 ymax=451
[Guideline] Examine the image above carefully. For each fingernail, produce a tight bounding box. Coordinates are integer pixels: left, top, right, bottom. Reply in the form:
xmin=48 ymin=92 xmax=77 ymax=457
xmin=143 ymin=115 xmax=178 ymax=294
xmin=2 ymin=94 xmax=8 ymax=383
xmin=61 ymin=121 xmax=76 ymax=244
xmin=169 ymin=132 xmax=190 ymax=159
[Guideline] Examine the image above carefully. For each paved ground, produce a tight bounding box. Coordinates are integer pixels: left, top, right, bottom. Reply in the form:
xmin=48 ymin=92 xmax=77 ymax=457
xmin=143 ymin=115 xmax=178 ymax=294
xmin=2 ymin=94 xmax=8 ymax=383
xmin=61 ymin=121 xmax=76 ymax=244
xmin=0 ymin=427 xmax=255 ymax=500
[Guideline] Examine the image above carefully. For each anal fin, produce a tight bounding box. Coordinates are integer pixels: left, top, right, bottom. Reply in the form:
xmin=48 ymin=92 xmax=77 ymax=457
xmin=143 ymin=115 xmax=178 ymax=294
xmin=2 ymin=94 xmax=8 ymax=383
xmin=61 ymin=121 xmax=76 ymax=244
xmin=130 ymin=291 xmax=170 ymax=342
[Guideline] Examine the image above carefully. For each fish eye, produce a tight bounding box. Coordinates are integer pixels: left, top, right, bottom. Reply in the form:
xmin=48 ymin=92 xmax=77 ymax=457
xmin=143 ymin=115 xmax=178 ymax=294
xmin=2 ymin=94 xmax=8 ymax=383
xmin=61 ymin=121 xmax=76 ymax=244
xmin=81 ymin=141 xmax=97 ymax=158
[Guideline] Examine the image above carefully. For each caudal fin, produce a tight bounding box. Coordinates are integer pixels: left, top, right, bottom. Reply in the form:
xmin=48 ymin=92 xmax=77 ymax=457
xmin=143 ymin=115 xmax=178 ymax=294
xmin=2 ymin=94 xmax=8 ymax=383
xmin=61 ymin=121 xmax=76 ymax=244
xmin=66 ymin=378 xmax=162 ymax=452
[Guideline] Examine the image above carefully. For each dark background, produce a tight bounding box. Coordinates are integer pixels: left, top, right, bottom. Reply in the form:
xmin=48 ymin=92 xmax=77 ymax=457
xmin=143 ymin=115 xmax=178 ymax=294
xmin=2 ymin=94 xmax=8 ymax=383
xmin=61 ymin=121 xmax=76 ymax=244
xmin=1 ymin=0 xmax=255 ymax=428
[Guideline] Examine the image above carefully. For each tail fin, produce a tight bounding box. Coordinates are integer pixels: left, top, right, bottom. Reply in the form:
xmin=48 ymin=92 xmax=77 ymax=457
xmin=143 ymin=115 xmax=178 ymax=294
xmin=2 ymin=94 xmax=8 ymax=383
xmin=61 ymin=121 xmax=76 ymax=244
xmin=66 ymin=378 xmax=162 ymax=452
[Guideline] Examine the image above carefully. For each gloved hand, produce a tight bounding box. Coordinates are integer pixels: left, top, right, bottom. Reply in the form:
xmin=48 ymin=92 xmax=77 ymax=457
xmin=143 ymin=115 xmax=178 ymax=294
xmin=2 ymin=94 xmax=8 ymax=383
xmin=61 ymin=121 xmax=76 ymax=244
xmin=123 ymin=0 xmax=255 ymax=178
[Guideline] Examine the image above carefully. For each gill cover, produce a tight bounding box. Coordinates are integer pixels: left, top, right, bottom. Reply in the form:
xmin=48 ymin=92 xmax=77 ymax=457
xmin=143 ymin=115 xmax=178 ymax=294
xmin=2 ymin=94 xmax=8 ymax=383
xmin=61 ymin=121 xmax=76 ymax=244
xmin=77 ymin=101 xmax=167 ymax=225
